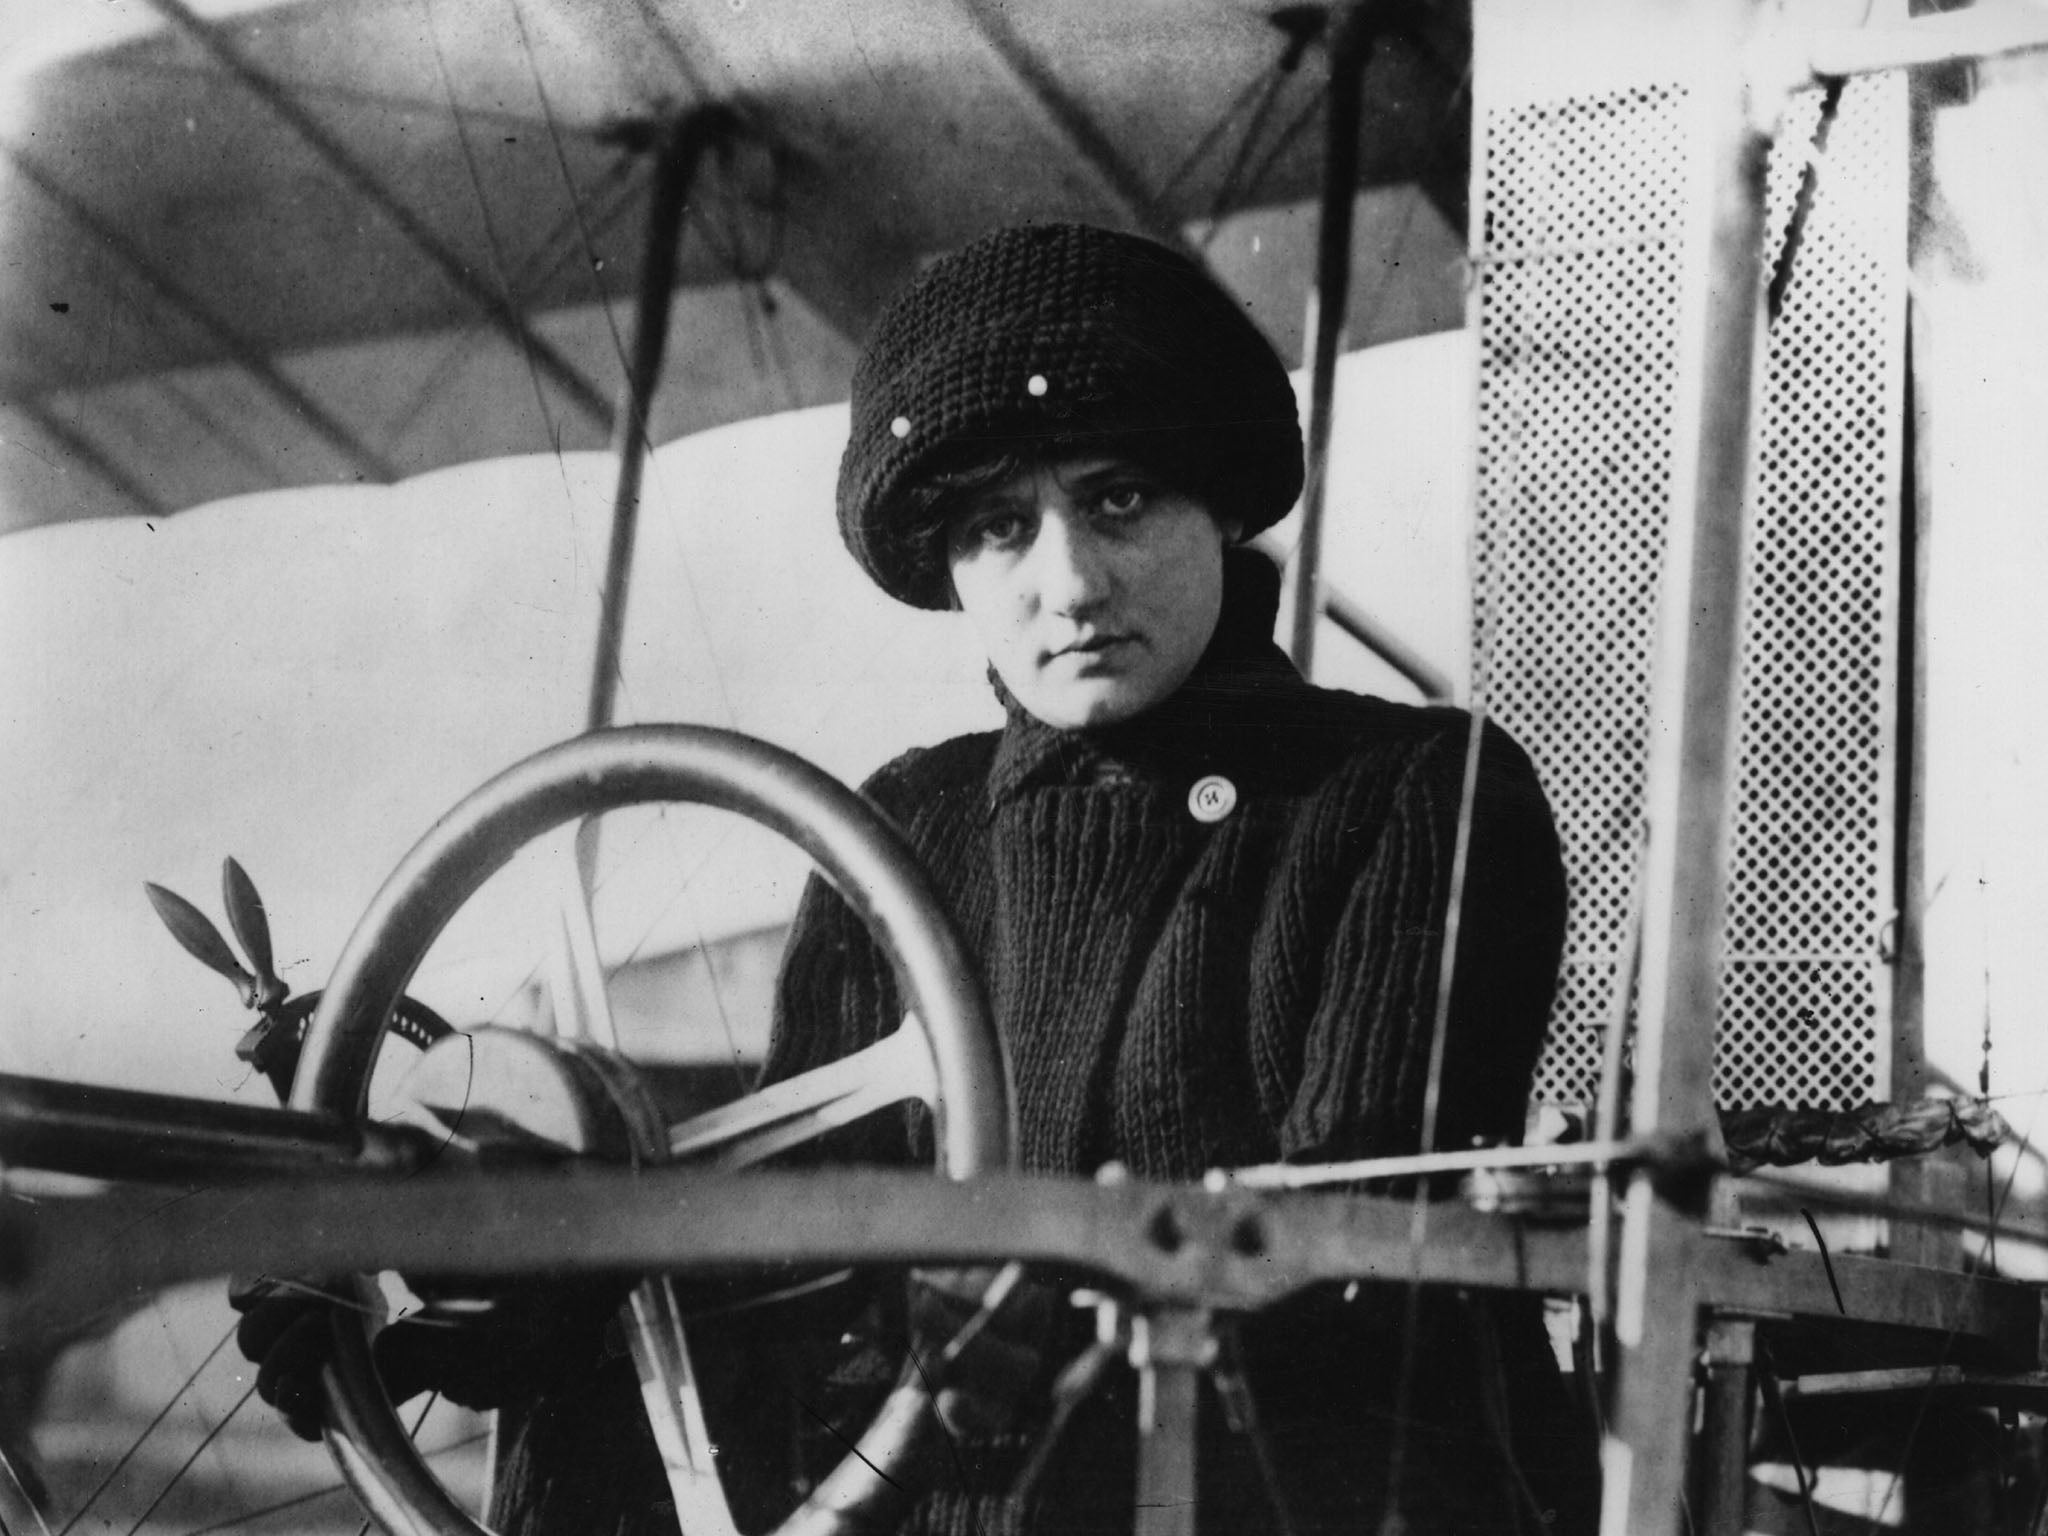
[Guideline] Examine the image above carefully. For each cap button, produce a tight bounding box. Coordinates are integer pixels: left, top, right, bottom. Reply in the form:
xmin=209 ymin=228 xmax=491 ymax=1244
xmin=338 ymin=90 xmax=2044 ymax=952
xmin=1187 ymin=774 xmax=1237 ymax=823
xmin=1026 ymin=374 xmax=1048 ymax=398
xmin=890 ymin=416 xmax=912 ymax=439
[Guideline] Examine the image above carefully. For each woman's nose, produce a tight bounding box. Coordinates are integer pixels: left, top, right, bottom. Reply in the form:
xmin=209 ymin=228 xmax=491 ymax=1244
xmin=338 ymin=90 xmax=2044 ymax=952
xmin=1032 ymin=509 xmax=1112 ymax=617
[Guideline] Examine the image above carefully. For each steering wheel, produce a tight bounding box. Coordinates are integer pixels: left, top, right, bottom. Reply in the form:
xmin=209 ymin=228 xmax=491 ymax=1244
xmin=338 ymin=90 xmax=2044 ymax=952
xmin=288 ymin=726 xmax=1015 ymax=1536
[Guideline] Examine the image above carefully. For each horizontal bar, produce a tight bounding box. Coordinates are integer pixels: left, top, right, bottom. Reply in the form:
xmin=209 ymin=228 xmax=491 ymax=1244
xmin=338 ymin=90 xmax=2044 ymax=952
xmin=1318 ymin=583 xmax=1457 ymax=702
xmin=1229 ymin=1134 xmax=1663 ymax=1190
xmin=1741 ymin=1168 xmax=2048 ymax=1251
xmin=1249 ymin=534 xmax=1456 ymax=702
xmin=1 ymin=1163 xmax=2037 ymax=1366
xmin=1779 ymin=1365 xmax=2048 ymax=1407
xmin=0 ymin=1072 xmax=430 ymax=1184
xmin=1807 ymin=10 xmax=2048 ymax=79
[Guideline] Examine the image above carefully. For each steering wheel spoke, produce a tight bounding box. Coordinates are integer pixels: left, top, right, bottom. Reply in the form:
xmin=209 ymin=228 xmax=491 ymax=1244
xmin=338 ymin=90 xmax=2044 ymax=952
xmin=620 ymin=1276 xmax=743 ymax=1536
xmin=668 ymin=1016 xmax=940 ymax=1167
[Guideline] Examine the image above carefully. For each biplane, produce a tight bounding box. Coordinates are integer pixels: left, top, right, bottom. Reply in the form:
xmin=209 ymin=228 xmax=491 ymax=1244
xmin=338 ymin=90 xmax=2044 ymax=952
xmin=3 ymin=1 xmax=2047 ymax=1533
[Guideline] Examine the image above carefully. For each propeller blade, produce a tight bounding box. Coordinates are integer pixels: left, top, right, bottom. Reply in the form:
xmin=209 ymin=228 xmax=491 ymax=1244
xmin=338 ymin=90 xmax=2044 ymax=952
xmin=144 ymin=882 xmax=255 ymax=992
xmin=221 ymin=857 xmax=286 ymax=1006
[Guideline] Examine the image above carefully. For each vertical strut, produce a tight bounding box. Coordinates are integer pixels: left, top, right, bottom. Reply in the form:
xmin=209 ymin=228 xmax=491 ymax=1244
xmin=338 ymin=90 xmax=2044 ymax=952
xmin=1600 ymin=6 xmax=1776 ymax=1533
xmin=586 ymin=109 xmax=734 ymax=734
xmin=1287 ymin=1 xmax=1375 ymax=674
xmin=1695 ymin=1317 xmax=1758 ymax=1536
xmin=1131 ymin=1308 xmax=1215 ymax=1536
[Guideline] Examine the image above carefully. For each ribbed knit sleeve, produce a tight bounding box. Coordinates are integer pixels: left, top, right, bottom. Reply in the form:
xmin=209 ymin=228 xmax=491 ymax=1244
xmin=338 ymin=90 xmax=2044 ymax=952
xmin=757 ymin=752 xmax=925 ymax=1166
xmin=1272 ymin=718 xmax=1565 ymax=1164
xmin=763 ymin=869 xmax=898 ymax=1083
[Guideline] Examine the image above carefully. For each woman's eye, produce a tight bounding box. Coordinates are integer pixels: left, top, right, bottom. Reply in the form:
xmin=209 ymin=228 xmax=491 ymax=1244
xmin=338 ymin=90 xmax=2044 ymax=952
xmin=1096 ymin=484 xmax=1147 ymax=518
xmin=960 ymin=510 xmax=1029 ymax=552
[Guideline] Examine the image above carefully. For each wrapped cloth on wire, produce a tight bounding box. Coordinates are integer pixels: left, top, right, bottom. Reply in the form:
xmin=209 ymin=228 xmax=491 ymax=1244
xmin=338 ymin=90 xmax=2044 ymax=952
xmin=1720 ymin=1096 xmax=2011 ymax=1175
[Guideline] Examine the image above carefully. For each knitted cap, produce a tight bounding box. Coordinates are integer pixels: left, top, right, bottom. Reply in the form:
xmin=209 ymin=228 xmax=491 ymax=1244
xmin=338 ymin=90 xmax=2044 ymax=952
xmin=838 ymin=223 xmax=1305 ymax=608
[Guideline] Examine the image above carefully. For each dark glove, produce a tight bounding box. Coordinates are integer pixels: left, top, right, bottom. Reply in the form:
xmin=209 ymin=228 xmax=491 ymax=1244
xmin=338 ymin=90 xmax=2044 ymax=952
xmin=908 ymin=1264 xmax=1062 ymax=1438
xmin=231 ymin=1270 xmax=637 ymax=1441
xmin=232 ymin=1276 xmax=350 ymax=1441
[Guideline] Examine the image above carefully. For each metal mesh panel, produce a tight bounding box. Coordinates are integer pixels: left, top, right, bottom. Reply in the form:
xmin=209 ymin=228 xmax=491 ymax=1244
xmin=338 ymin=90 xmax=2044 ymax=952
xmin=1474 ymin=76 xmax=1906 ymax=1111
xmin=1721 ymin=78 xmax=1905 ymax=1110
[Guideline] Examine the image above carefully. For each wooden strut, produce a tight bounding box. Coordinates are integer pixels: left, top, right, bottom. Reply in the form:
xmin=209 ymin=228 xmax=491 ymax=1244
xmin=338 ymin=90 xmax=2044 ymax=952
xmin=586 ymin=108 xmax=739 ymax=735
xmin=1599 ymin=5 xmax=1777 ymax=1533
xmin=1287 ymin=0 xmax=1375 ymax=674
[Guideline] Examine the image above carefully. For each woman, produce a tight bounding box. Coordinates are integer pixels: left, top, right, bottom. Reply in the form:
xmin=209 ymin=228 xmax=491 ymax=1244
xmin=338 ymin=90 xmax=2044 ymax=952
xmin=242 ymin=222 xmax=1592 ymax=1535
xmin=751 ymin=222 xmax=1592 ymax=1534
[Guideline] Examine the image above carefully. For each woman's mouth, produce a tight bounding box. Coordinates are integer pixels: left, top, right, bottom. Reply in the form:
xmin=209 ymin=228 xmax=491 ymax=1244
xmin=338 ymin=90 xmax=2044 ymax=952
xmin=1055 ymin=633 xmax=1133 ymax=659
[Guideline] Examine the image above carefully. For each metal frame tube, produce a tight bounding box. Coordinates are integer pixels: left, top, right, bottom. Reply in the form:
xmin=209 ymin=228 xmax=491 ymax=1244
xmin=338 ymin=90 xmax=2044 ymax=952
xmin=0 ymin=1071 xmax=426 ymax=1182
xmin=1601 ymin=10 xmax=1776 ymax=1532
xmin=1287 ymin=1 xmax=1374 ymax=673
xmin=586 ymin=108 xmax=734 ymax=732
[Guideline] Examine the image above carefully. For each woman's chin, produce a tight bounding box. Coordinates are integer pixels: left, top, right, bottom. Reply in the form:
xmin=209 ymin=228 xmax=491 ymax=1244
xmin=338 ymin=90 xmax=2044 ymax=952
xmin=1014 ymin=677 xmax=1160 ymax=731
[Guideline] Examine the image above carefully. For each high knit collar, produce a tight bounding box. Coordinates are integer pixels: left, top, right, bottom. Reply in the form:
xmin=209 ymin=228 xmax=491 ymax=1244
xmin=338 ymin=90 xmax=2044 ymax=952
xmin=985 ymin=546 xmax=1309 ymax=807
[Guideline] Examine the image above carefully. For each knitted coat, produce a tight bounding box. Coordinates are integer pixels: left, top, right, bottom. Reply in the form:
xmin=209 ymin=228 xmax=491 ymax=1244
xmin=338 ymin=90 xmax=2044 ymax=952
xmin=486 ymin=551 xmax=1594 ymax=1536
xmin=749 ymin=550 xmax=1593 ymax=1535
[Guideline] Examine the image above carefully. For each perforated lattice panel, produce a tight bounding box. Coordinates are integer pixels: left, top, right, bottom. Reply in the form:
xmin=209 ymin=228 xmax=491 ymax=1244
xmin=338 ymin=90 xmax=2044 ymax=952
xmin=1474 ymin=75 xmax=1907 ymax=1111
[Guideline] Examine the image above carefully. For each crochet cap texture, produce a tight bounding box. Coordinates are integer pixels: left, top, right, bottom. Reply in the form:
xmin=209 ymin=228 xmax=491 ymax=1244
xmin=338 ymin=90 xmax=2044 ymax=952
xmin=837 ymin=223 xmax=1306 ymax=609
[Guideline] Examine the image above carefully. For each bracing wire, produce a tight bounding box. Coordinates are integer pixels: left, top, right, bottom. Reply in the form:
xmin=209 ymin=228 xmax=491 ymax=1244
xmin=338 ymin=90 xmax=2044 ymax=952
xmin=114 ymin=1383 xmax=256 ymax=1536
xmin=415 ymin=0 xmax=570 ymax=476
xmin=163 ymin=1427 xmax=489 ymax=1536
xmin=52 ymin=1325 xmax=238 ymax=1536
xmin=501 ymin=0 xmax=639 ymax=391
xmin=588 ymin=136 xmax=811 ymax=1089
xmin=1196 ymin=65 xmax=1297 ymax=236
xmin=1155 ymin=64 xmax=1285 ymax=216
xmin=148 ymin=1297 xmax=252 ymax=1525
xmin=1369 ymin=51 xmax=1533 ymax=1525
xmin=416 ymin=0 xmax=755 ymax=1078
xmin=392 ymin=159 xmax=644 ymax=430
xmin=1228 ymin=92 xmax=1328 ymax=228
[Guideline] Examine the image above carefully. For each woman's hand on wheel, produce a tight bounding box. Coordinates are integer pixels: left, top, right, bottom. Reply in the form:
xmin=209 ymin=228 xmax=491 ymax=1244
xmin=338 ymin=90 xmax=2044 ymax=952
xmin=908 ymin=1263 xmax=1063 ymax=1438
xmin=231 ymin=1270 xmax=637 ymax=1439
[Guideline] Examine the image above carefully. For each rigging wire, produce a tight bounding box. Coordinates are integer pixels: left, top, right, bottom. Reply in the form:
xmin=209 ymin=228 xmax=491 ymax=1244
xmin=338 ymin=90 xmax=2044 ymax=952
xmin=502 ymin=0 xmax=639 ymax=391
xmin=601 ymin=136 xmax=810 ymax=1084
xmin=1153 ymin=60 xmax=1288 ymax=215
xmin=415 ymin=0 xmax=571 ymax=481
xmin=147 ymin=1297 xmax=253 ymax=1524
xmin=1368 ymin=47 xmax=1523 ymax=1523
xmin=1224 ymin=91 xmax=1329 ymax=233
xmin=417 ymin=0 xmax=750 ymax=1072
xmin=52 ymin=1324 xmax=238 ymax=1536
xmin=1195 ymin=61 xmax=1300 ymax=237
xmin=390 ymin=158 xmax=645 ymax=434
xmin=406 ymin=80 xmax=787 ymax=1080
xmin=114 ymin=1382 xmax=256 ymax=1536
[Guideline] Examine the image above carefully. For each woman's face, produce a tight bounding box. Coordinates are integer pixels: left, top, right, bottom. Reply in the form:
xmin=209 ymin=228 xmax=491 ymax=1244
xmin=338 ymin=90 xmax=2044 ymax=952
xmin=946 ymin=455 xmax=1232 ymax=730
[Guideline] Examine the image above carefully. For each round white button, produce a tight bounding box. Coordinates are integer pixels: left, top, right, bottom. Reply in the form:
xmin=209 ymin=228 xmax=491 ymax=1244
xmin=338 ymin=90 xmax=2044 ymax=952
xmin=1187 ymin=774 xmax=1237 ymax=823
xmin=1026 ymin=373 xmax=1048 ymax=397
xmin=890 ymin=415 xmax=912 ymax=439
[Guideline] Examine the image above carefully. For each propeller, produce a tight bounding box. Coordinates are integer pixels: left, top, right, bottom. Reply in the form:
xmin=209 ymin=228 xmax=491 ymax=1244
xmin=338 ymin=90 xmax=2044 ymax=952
xmin=143 ymin=879 xmax=261 ymax=1006
xmin=145 ymin=859 xmax=302 ymax=1099
xmin=146 ymin=859 xmax=454 ymax=1103
xmin=221 ymin=856 xmax=289 ymax=1010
